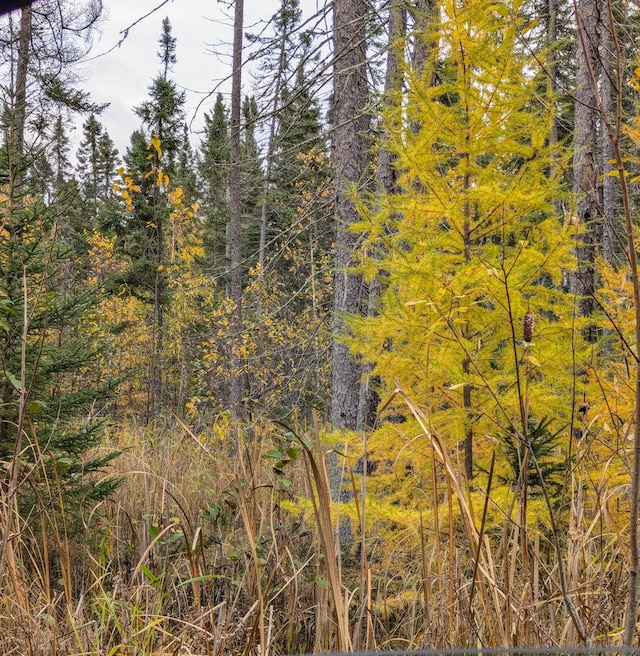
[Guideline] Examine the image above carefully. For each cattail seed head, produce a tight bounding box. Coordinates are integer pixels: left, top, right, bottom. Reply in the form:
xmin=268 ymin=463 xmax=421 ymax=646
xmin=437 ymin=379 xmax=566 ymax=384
xmin=523 ymin=310 xmax=534 ymax=343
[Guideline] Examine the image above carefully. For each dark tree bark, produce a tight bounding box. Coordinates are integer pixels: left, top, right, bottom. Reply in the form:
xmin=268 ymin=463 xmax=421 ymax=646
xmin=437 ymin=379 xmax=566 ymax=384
xmin=601 ymin=0 xmax=624 ymax=265
xmin=409 ymin=0 xmax=435 ymax=79
xmin=229 ymin=0 xmax=245 ymax=416
xmin=331 ymin=0 xmax=370 ymax=433
xmin=571 ymin=0 xmax=601 ymax=320
xmin=8 ymin=5 xmax=31 ymax=201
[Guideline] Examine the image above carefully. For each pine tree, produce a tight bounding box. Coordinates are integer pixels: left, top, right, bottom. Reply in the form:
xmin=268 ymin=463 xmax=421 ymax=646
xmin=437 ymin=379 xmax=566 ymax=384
xmin=76 ymin=114 xmax=104 ymax=220
xmin=135 ymin=17 xmax=186 ymax=174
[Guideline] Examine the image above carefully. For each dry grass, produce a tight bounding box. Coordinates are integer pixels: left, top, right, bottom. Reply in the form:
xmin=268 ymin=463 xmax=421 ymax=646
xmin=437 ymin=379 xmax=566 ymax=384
xmin=0 ymin=399 xmax=632 ymax=654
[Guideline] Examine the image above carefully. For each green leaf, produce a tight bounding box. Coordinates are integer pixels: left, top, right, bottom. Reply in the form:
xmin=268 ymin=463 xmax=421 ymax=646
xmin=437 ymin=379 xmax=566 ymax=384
xmin=6 ymin=371 xmax=21 ymax=391
xmin=139 ymin=565 xmax=161 ymax=587
xmin=165 ymin=531 xmax=184 ymax=544
xmin=286 ymin=447 xmax=300 ymax=460
xmin=26 ymin=400 xmax=47 ymax=415
xmin=176 ymin=574 xmax=224 ymax=588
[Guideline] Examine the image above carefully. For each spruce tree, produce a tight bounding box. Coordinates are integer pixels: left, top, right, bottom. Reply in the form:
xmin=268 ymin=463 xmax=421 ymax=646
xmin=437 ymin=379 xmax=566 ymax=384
xmin=116 ymin=18 xmax=187 ymax=419
xmin=76 ymin=115 xmax=120 ymax=225
xmin=0 ymin=164 xmax=120 ymax=520
xmin=241 ymin=95 xmax=264 ymax=267
xmin=197 ymin=93 xmax=230 ymax=281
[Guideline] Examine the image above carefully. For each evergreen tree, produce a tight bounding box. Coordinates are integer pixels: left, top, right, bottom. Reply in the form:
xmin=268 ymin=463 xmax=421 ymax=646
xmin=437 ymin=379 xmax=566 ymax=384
xmin=115 ymin=18 xmax=187 ymax=419
xmin=76 ymin=114 xmax=121 ymax=230
xmin=0 ymin=172 xmax=120 ymax=520
xmin=241 ymin=95 xmax=264 ymax=266
xmin=134 ymin=17 xmax=186 ymax=175
xmin=76 ymin=114 xmax=104 ymax=220
xmin=197 ymin=93 xmax=229 ymax=280
xmin=269 ymin=52 xmax=330 ymax=293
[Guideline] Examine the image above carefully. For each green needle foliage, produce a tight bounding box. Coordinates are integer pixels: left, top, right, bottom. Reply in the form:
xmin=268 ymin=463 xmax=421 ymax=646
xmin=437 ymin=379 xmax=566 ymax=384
xmin=0 ymin=185 xmax=121 ymax=519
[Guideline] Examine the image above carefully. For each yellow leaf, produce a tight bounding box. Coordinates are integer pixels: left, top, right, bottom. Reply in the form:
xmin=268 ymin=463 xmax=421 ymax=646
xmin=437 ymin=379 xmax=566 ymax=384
xmin=149 ymin=134 xmax=162 ymax=157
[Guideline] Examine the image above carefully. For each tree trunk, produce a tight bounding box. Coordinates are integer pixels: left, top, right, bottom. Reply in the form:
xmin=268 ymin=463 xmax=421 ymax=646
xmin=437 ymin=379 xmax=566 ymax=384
xmin=229 ymin=0 xmax=245 ymax=416
xmin=8 ymin=5 xmax=31 ymax=202
xmin=601 ymin=0 xmax=623 ymax=265
xmin=572 ymin=0 xmax=601 ymax=320
xmin=331 ymin=0 xmax=369 ymax=433
xmin=409 ymin=0 xmax=435 ymax=83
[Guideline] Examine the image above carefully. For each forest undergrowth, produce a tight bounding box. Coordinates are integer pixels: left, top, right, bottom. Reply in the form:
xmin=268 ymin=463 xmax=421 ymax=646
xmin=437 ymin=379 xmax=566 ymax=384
xmin=0 ymin=395 xmax=632 ymax=655
xmin=3 ymin=0 xmax=640 ymax=653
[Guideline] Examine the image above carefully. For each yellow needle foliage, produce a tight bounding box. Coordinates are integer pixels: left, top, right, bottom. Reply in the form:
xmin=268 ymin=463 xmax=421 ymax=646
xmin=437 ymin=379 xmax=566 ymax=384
xmin=349 ymin=0 xmax=627 ymax=534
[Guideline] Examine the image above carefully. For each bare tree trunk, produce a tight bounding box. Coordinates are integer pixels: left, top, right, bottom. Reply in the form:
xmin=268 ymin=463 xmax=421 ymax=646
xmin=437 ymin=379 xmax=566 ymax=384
xmin=149 ymin=179 xmax=165 ymax=420
xmin=229 ymin=0 xmax=245 ymax=416
xmin=601 ymin=0 xmax=623 ymax=265
xmin=376 ymin=1 xmax=404 ymax=194
xmin=572 ymin=0 xmax=601 ymax=321
xmin=409 ymin=0 xmax=435 ymax=82
xmin=331 ymin=0 xmax=369 ymax=435
xmin=8 ymin=5 xmax=31 ymax=202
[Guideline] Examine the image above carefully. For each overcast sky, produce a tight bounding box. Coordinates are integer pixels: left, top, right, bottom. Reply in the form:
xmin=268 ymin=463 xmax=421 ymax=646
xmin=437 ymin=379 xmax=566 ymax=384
xmin=77 ymin=0 xmax=328 ymax=158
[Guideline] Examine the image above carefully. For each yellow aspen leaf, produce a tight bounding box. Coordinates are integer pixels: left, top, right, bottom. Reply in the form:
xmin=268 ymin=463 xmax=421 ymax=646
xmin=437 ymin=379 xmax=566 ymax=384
xmin=149 ymin=134 xmax=162 ymax=157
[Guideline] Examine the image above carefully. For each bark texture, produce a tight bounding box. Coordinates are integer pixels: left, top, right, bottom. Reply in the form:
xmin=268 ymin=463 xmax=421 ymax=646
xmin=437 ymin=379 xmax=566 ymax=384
xmin=571 ymin=0 xmax=601 ymax=319
xmin=331 ymin=0 xmax=370 ymax=431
